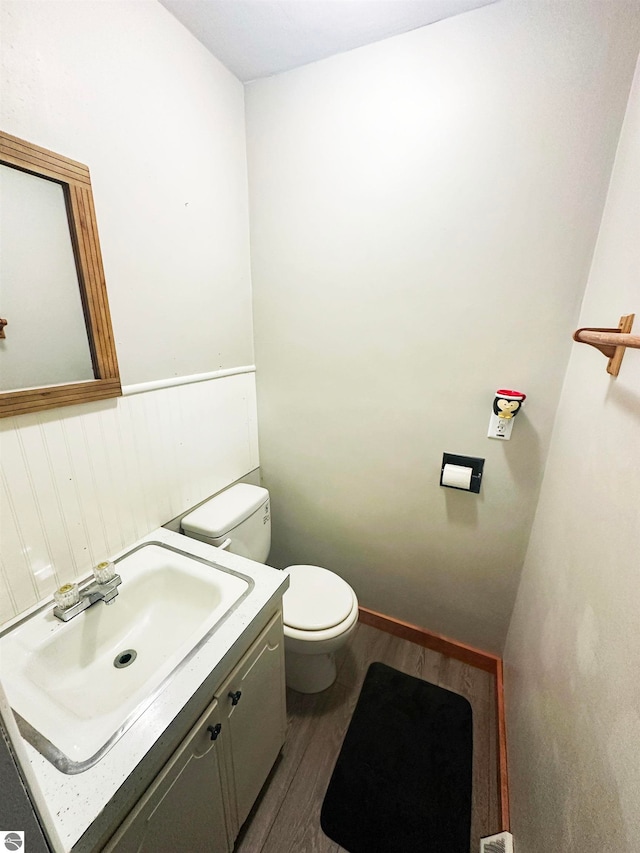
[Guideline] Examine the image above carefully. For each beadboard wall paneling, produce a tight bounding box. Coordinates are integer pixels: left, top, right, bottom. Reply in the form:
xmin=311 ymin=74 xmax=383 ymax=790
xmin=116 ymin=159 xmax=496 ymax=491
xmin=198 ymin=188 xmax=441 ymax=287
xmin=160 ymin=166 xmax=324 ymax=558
xmin=0 ymin=373 xmax=259 ymax=626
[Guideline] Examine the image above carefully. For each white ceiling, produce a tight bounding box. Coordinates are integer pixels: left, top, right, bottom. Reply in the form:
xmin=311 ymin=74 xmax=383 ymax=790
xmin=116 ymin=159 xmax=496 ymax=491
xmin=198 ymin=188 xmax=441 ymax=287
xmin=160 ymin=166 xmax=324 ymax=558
xmin=158 ymin=0 xmax=497 ymax=83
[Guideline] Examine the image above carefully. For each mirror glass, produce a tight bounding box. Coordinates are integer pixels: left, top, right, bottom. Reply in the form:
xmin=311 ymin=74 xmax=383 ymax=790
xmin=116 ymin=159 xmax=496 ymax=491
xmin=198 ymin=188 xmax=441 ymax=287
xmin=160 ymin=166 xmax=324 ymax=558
xmin=0 ymin=164 xmax=95 ymax=391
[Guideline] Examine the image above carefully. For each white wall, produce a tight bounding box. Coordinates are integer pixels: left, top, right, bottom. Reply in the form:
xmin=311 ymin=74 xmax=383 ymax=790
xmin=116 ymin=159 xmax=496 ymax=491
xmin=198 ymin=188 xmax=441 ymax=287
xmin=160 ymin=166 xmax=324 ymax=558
xmin=504 ymin=55 xmax=640 ymax=852
xmin=1 ymin=0 xmax=253 ymax=385
xmin=0 ymin=1 xmax=257 ymax=625
xmin=246 ymin=0 xmax=640 ymax=652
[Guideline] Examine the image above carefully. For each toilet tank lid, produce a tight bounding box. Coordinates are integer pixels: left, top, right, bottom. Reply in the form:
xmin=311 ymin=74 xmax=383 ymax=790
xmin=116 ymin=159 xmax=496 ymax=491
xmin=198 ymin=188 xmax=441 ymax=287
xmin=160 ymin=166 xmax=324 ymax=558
xmin=181 ymin=484 xmax=269 ymax=538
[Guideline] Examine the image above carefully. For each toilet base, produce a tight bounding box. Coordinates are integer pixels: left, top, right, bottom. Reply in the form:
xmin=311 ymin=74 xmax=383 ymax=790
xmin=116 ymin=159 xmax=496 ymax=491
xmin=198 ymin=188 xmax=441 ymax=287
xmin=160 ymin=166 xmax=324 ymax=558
xmin=285 ymin=649 xmax=337 ymax=694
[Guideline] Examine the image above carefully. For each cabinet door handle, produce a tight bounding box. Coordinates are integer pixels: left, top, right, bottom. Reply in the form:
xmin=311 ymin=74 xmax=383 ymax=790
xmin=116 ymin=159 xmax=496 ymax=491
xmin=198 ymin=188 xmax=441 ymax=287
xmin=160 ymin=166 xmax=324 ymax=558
xmin=207 ymin=723 xmax=222 ymax=741
xmin=228 ymin=690 xmax=242 ymax=706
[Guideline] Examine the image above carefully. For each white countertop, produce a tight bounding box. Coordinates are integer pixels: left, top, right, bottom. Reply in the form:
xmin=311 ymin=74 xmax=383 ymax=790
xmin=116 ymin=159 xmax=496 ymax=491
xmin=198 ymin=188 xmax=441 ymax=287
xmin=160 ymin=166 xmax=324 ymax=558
xmin=3 ymin=528 xmax=289 ymax=852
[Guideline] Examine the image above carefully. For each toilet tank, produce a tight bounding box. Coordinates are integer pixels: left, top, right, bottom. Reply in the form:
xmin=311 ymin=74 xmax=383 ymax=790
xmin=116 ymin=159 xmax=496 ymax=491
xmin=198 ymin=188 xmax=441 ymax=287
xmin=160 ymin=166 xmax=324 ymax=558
xmin=180 ymin=484 xmax=271 ymax=563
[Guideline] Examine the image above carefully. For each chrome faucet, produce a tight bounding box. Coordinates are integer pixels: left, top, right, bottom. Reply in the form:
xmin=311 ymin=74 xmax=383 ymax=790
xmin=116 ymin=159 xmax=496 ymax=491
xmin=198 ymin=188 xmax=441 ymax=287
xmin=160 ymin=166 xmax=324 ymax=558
xmin=53 ymin=561 xmax=122 ymax=622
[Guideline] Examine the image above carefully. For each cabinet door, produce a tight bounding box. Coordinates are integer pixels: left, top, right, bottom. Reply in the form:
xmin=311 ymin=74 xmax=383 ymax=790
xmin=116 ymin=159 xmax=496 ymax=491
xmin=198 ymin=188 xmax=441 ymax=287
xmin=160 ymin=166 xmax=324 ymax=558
xmin=218 ymin=611 xmax=286 ymax=837
xmin=103 ymin=698 xmax=229 ymax=853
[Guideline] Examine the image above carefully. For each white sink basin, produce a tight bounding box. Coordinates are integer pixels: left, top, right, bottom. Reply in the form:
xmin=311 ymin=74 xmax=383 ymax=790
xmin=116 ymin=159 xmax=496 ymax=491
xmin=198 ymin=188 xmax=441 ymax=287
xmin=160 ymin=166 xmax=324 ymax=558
xmin=0 ymin=542 xmax=253 ymax=772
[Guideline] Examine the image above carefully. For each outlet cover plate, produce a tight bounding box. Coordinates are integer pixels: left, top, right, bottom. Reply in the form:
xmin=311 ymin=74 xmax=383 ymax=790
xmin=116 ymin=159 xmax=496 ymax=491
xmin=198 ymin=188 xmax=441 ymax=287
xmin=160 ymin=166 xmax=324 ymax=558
xmin=480 ymin=830 xmax=514 ymax=853
xmin=488 ymin=413 xmax=514 ymax=440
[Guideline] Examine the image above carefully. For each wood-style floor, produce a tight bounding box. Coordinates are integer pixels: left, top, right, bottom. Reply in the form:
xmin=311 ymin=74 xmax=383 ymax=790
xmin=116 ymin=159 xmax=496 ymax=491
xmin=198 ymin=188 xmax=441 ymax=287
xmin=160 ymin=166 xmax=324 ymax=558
xmin=234 ymin=621 xmax=500 ymax=853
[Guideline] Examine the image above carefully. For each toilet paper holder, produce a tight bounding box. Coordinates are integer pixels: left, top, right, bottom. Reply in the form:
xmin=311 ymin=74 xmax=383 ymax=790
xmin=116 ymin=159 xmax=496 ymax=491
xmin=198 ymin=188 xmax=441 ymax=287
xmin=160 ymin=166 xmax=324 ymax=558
xmin=440 ymin=453 xmax=485 ymax=493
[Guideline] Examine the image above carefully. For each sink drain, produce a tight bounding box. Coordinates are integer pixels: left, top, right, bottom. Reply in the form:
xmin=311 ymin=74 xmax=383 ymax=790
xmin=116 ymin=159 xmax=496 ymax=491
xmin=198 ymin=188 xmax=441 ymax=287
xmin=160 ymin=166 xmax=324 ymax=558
xmin=114 ymin=649 xmax=137 ymax=668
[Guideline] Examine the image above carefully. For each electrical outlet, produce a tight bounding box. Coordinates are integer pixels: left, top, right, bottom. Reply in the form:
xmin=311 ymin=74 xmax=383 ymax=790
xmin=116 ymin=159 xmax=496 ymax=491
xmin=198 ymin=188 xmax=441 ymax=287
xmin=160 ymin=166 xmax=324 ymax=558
xmin=487 ymin=413 xmax=514 ymax=440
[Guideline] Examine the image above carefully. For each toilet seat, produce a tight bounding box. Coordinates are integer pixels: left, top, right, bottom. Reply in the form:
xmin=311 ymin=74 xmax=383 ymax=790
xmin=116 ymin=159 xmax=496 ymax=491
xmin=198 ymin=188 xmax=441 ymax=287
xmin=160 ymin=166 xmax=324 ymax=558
xmin=284 ymin=565 xmax=354 ymax=631
xmin=282 ymin=565 xmax=358 ymax=646
xmin=283 ymin=596 xmax=358 ymax=644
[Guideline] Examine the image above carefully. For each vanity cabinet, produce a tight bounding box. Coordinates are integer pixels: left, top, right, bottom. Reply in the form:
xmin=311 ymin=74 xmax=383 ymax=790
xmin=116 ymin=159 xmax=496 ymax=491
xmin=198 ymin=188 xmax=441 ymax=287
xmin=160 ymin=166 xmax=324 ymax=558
xmin=104 ymin=611 xmax=286 ymax=853
xmin=216 ymin=609 xmax=287 ymax=840
xmin=102 ymin=697 xmax=229 ymax=853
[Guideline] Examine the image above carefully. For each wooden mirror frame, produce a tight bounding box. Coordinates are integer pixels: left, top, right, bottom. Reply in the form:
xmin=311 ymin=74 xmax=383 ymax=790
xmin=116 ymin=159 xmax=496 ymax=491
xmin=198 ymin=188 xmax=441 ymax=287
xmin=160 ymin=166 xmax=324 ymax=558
xmin=0 ymin=131 xmax=121 ymax=418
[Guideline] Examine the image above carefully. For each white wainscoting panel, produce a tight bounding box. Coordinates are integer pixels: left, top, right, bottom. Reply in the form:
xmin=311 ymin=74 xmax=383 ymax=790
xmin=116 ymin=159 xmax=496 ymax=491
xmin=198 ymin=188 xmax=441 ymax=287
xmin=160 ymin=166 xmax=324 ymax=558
xmin=0 ymin=372 xmax=259 ymax=626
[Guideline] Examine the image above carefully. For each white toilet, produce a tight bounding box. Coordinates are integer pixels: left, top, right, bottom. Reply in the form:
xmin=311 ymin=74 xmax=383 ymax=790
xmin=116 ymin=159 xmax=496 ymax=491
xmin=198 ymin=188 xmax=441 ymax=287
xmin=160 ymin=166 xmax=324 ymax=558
xmin=180 ymin=483 xmax=358 ymax=693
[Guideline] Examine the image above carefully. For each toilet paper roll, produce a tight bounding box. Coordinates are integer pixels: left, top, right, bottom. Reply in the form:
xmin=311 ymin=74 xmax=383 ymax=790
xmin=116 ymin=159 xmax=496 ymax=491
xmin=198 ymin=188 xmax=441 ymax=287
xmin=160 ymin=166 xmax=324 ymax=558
xmin=442 ymin=463 xmax=473 ymax=490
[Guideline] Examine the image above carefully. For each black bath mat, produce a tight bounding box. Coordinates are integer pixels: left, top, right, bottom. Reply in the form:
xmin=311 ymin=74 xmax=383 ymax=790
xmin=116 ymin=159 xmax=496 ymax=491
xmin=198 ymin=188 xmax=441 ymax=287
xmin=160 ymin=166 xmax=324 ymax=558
xmin=320 ymin=662 xmax=473 ymax=853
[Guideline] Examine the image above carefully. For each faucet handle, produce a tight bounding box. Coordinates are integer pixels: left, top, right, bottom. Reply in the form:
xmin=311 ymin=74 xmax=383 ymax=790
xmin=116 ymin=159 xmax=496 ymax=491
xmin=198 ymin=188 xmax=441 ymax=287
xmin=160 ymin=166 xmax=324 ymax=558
xmin=93 ymin=560 xmax=116 ymax=584
xmin=53 ymin=582 xmax=80 ymax=610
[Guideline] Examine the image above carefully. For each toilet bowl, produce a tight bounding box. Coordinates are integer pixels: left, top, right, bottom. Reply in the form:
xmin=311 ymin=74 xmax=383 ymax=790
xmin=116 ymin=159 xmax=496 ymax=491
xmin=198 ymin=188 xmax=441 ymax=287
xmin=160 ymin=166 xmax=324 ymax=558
xmin=180 ymin=484 xmax=358 ymax=693
xmin=282 ymin=564 xmax=359 ymax=693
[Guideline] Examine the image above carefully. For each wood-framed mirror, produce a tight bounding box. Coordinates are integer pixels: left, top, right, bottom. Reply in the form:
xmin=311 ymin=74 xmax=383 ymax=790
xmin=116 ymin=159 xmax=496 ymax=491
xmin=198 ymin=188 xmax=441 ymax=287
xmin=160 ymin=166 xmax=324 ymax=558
xmin=0 ymin=131 xmax=121 ymax=418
